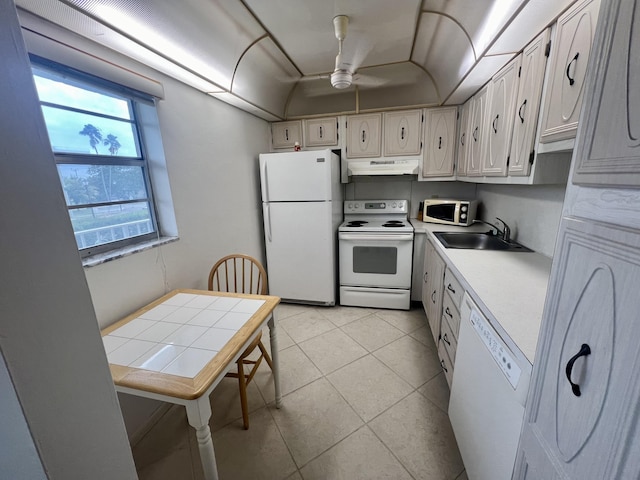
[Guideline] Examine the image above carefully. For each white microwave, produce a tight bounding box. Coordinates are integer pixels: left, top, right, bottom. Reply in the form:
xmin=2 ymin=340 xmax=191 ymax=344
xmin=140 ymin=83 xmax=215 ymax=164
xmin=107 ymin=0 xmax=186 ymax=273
xmin=423 ymin=199 xmax=477 ymax=226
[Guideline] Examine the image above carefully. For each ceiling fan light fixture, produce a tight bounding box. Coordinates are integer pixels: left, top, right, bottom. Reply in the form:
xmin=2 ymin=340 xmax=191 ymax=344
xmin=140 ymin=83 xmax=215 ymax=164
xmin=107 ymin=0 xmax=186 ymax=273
xmin=331 ymin=70 xmax=352 ymax=89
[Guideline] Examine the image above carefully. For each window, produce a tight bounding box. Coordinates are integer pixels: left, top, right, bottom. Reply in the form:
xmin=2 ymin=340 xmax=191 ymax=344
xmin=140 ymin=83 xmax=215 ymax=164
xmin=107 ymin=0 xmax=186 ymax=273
xmin=31 ymin=57 xmax=161 ymax=258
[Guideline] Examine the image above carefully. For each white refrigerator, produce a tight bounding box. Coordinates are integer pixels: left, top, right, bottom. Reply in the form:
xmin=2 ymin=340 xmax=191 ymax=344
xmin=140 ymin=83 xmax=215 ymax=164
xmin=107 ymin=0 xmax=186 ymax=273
xmin=259 ymin=149 xmax=343 ymax=305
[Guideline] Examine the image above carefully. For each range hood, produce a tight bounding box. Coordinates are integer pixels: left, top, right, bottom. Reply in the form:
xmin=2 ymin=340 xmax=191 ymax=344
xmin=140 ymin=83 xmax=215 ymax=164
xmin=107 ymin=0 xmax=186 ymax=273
xmin=346 ymin=158 xmax=420 ymax=176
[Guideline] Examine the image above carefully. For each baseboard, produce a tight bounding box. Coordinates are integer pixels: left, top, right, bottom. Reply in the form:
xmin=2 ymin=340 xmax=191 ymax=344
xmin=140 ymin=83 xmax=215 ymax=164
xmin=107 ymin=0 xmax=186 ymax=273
xmin=129 ymin=403 xmax=173 ymax=447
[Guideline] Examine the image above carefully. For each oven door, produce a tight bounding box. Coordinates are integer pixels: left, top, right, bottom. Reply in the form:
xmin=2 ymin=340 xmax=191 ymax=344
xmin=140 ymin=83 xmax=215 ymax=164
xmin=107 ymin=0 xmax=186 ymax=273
xmin=338 ymin=232 xmax=413 ymax=288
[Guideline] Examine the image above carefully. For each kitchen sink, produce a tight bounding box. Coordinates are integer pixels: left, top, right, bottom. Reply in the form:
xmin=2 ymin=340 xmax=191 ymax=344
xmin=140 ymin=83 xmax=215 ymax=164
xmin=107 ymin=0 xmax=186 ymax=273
xmin=434 ymin=232 xmax=532 ymax=252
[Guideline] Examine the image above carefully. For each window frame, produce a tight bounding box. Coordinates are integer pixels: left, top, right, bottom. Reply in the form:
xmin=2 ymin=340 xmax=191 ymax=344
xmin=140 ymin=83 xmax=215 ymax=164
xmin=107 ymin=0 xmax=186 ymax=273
xmin=30 ymin=55 xmax=162 ymax=259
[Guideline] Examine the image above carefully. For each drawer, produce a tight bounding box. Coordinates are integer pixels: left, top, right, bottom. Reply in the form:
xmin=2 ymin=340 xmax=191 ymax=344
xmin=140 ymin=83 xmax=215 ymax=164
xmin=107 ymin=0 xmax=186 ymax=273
xmin=444 ymin=268 xmax=463 ymax=308
xmin=442 ymin=292 xmax=461 ymax=338
xmin=437 ymin=338 xmax=454 ymax=387
xmin=440 ymin=312 xmax=458 ymax=362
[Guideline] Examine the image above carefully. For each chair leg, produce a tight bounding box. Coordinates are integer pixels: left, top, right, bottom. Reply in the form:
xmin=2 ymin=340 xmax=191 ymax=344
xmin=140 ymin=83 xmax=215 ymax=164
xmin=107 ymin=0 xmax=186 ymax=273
xmin=258 ymin=341 xmax=274 ymax=371
xmin=237 ymin=361 xmax=250 ymax=430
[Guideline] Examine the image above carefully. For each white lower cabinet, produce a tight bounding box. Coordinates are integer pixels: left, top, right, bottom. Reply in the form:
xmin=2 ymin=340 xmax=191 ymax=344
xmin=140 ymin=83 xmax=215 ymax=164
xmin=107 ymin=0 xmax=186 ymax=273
xmin=422 ymin=238 xmax=445 ymax=345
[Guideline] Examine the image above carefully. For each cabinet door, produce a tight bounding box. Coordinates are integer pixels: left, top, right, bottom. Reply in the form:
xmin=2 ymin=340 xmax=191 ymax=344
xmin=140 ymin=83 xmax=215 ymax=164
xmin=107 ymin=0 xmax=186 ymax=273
xmin=509 ymin=29 xmax=550 ymax=176
xmin=422 ymin=107 xmax=457 ymax=177
xmin=422 ymin=240 xmax=445 ymax=345
xmin=384 ymin=110 xmax=423 ymax=156
xmin=539 ymin=0 xmax=601 ymax=143
xmin=516 ymin=219 xmax=640 ymax=479
xmin=573 ymin=0 xmax=640 ymax=186
xmin=271 ymin=121 xmax=302 ymax=149
xmin=305 ymin=117 xmax=338 ymax=147
xmin=467 ymin=85 xmax=489 ymax=176
xmin=346 ymin=113 xmax=382 ymax=158
xmin=456 ymin=100 xmax=472 ymax=176
xmin=483 ymin=55 xmax=521 ymax=176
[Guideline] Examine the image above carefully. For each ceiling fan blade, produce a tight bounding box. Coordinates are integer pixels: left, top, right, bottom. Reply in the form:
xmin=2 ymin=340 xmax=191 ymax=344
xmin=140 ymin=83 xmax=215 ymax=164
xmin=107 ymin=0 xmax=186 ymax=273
xmin=352 ymin=73 xmax=388 ymax=87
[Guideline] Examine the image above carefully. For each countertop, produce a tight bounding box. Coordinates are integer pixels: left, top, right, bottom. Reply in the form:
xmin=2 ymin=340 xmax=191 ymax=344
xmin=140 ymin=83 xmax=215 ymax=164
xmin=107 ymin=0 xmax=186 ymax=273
xmin=411 ymin=219 xmax=552 ymax=365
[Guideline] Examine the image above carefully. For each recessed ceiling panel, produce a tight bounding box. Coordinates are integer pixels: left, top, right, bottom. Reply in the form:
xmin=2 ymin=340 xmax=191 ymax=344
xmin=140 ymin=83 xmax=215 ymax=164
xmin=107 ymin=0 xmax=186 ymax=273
xmin=243 ymin=0 xmax=422 ymax=75
xmin=488 ymin=0 xmax=575 ymax=55
xmin=232 ymin=37 xmax=300 ymax=118
xmin=54 ymin=0 xmax=266 ymax=89
xmin=445 ymin=54 xmax=514 ymax=105
xmin=421 ymin=0 xmax=526 ymax=55
xmin=413 ymin=12 xmax=476 ymax=103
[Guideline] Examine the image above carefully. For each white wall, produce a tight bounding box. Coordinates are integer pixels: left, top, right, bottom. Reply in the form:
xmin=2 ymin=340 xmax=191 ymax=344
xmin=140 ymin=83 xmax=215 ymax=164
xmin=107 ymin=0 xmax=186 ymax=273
xmin=0 ymin=1 xmax=137 ymax=476
xmin=476 ymin=184 xmax=566 ymax=257
xmin=20 ymin=15 xmax=271 ymax=440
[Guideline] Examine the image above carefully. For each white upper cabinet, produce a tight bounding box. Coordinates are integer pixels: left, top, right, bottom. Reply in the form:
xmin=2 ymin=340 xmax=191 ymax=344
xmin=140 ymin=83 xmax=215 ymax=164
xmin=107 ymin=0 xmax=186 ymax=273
xmin=467 ymin=85 xmax=490 ymax=176
xmin=422 ymin=107 xmax=457 ymax=178
xmin=271 ymin=120 xmax=302 ymax=150
xmin=509 ymin=29 xmax=551 ymax=176
xmin=384 ymin=110 xmax=423 ymax=156
xmin=539 ymin=0 xmax=601 ymax=143
xmin=304 ymin=117 xmax=338 ymax=147
xmin=573 ymin=0 xmax=640 ymax=186
xmin=346 ymin=113 xmax=382 ymax=158
xmin=457 ymin=99 xmax=472 ymax=176
xmin=482 ymin=55 xmax=522 ymax=176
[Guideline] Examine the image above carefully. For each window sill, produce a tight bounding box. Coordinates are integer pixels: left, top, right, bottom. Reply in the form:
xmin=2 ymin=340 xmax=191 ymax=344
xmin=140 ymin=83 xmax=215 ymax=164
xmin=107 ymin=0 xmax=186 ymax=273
xmin=82 ymin=236 xmax=179 ymax=268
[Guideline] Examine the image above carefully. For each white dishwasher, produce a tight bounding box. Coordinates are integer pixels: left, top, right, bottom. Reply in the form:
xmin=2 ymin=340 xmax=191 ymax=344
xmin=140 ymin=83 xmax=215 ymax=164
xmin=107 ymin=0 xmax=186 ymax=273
xmin=449 ymin=293 xmax=532 ymax=480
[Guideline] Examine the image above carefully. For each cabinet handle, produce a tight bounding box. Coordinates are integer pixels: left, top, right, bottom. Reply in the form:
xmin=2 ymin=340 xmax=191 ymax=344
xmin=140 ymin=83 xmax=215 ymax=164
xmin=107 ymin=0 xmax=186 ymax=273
xmin=431 ymin=290 xmax=437 ymax=303
xmin=362 ymin=130 xmax=366 ymax=143
xmin=518 ymin=99 xmax=527 ymax=124
xmin=566 ymin=52 xmax=580 ymax=86
xmin=447 ymin=284 xmax=456 ymax=294
xmin=460 ymin=132 xmax=465 ymax=146
xmin=438 ymin=136 xmax=442 ymax=149
xmin=401 ymin=127 xmax=405 ymax=140
xmin=319 ymin=126 xmax=323 ymax=138
xmin=565 ymin=343 xmax=591 ymax=397
xmin=492 ymin=114 xmax=499 ymax=134
xmin=440 ymin=359 xmax=448 ymax=373
xmin=285 ymin=128 xmax=289 ymax=141
xmin=473 ymin=126 xmax=478 ymax=142
xmin=445 ymin=307 xmax=453 ymax=318
xmin=443 ymin=333 xmax=451 ymax=346
xmin=424 ymin=272 xmax=429 ymax=283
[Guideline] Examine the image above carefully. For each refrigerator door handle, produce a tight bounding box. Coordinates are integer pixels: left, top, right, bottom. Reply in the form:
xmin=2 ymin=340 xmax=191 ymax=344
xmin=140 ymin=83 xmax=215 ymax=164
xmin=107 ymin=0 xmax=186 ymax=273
xmin=261 ymin=161 xmax=269 ymax=202
xmin=265 ymin=203 xmax=272 ymax=242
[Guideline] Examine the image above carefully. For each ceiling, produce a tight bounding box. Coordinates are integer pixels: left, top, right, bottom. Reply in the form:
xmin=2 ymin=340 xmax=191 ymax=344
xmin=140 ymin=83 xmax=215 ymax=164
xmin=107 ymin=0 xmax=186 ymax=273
xmin=15 ymin=0 xmax=575 ymax=121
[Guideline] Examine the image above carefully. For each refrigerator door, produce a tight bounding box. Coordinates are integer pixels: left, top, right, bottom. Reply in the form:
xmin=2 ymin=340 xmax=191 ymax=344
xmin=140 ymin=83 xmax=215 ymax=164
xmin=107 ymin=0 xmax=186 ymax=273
xmin=263 ymin=200 xmax=336 ymax=304
xmin=260 ymin=150 xmax=337 ymax=202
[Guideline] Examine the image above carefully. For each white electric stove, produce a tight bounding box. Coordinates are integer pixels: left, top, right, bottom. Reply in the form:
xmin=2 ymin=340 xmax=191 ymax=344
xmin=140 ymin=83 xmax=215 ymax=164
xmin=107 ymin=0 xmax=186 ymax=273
xmin=338 ymin=200 xmax=414 ymax=310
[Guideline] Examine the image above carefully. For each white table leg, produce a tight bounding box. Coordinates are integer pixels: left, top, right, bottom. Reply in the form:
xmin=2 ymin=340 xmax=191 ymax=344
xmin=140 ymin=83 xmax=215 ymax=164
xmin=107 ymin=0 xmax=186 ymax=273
xmin=186 ymin=398 xmax=218 ymax=480
xmin=268 ymin=313 xmax=282 ymax=408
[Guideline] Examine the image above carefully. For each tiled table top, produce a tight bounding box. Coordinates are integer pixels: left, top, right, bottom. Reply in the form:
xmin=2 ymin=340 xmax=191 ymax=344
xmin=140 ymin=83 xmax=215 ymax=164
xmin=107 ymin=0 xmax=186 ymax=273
xmin=101 ymin=289 xmax=280 ymax=399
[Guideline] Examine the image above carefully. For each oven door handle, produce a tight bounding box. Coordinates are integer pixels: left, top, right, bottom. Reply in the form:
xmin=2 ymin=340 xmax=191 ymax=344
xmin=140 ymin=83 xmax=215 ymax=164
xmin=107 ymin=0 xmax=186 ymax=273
xmin=338 ymin=233 xmax=414 ymax=241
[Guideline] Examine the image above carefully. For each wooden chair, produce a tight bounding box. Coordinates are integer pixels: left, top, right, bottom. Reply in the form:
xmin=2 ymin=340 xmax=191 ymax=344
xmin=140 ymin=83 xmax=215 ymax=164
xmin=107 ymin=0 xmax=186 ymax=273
xmin=208 ymin=254 xmax=273 ymax=429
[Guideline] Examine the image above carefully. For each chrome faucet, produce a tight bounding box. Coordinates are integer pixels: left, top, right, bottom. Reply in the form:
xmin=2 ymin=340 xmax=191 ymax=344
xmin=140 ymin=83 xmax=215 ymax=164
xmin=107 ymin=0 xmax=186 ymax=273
xmin=473 ymin=217 xmax=511 ymax=242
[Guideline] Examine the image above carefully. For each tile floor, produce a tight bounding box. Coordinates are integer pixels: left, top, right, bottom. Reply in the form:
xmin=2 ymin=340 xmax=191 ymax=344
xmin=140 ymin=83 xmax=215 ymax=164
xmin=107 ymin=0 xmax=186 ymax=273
xmin=132 ymin=303 xmax=468 ymax=480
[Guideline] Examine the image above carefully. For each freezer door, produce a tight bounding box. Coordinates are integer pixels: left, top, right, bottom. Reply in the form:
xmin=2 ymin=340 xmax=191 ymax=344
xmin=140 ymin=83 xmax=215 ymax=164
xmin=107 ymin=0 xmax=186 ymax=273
xmin=259 ymin=150 xmax=337 ymax=202
xmin=263 ymin=201 xmax=336 ymax=304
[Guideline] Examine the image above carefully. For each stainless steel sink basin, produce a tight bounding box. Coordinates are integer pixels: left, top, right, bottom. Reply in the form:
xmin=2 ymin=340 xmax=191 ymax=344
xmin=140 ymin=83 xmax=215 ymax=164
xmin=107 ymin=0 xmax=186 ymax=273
xmin=434 ymin=232 xmax=532 ymax=252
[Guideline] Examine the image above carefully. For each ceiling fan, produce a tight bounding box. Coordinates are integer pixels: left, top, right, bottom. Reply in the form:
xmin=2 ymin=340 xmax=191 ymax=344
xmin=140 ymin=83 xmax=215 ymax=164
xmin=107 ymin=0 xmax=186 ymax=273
xmin=300 ymin=15 xmax=385 ymax=91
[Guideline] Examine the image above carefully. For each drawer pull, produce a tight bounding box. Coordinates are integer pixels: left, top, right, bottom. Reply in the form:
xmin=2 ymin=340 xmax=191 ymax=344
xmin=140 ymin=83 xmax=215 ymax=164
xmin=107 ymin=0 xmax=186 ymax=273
xmin=447 ymin=284 xmax=456 ymax=294
xmin=440 ymin=359 xmax=448 ymax=373
xmin=565 ymin=343 xmax=591 ymax=397
xmin=445 ymin=307 xmax=453 ymax=318
xmin=443 ymin=333 xmax=451 ymax=346
xmin=431 ymin=290 xmax=437 ymax=303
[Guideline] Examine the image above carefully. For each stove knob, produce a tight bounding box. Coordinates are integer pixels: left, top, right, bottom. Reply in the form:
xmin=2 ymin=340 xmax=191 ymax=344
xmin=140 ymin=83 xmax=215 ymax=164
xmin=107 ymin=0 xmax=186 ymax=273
xmin=461 ymin=213 xmax=467 ymax=220
xmin=461 ymin=205 xmax=468 ymax=212
xmin=348 ymin=203 xmax=353 ymax=210
xmin=381 ymin=203 xmax=386 ymax=208
xmin=391 ymin=202 xmax=397 ymax=208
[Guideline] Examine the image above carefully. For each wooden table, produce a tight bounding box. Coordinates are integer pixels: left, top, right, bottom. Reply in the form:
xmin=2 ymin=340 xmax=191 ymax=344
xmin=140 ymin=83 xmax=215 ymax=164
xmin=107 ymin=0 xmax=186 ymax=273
xmin=100 ymin=289 xmax=282 ymax=480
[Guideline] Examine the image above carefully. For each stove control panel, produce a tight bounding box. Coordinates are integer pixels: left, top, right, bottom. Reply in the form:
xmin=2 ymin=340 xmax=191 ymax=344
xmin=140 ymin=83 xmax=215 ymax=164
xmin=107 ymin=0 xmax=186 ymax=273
xmin=344 ymin=200 xmax=408 ymax=214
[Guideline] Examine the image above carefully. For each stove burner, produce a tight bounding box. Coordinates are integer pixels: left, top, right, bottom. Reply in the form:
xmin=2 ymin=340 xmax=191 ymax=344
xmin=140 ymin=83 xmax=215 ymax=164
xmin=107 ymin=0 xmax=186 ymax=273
xmin=346 ymin=221 xmax=369 ymax=227
xmin=382 ymin=223 xmax=406 ymax=228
